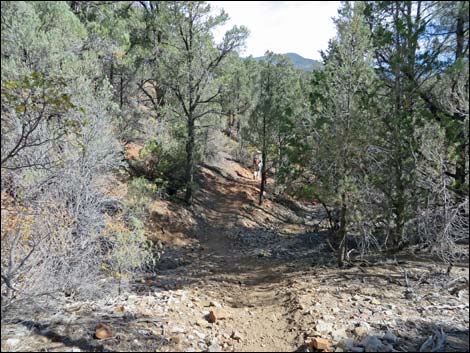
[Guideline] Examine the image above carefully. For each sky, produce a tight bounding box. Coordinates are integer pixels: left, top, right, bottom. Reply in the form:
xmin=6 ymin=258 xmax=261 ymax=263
xmin=208 ymin=1 xmax=341 ymax=60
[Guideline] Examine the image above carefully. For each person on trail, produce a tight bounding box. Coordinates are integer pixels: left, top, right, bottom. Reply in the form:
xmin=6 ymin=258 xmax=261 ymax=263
xmin=253 ymin=151 xmax=263 ymax=180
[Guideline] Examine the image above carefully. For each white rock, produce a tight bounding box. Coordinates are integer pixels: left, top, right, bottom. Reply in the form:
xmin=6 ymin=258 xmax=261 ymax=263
xmin=194 ymin=330 xmax=206 ymax=340
xmin=315 ymin=320 xmax=334 ymax=334
xmin=208 ymin=343 xmax=222 ymax=352
xmin=171 ymin=326 xmax=185 ymax=334
xmin=322 ymin=314 xmax=335 ymax=321
xmin=358 ymin=322 xmax=371 ymax=329
xmin=6 ymin=338 xmax=20 ymax=347
xmin=354 ymin=327 xmax=368 ymax=337
xmin=331 ymin=328 xmax=348 ymax=341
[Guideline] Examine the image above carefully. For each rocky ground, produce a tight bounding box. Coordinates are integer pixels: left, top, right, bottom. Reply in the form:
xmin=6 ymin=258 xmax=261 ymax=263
xmin=1 ymin=154 xmax=469 ymax=352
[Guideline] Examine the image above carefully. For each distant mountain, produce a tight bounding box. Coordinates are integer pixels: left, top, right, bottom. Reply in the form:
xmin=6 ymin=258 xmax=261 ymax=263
xmin=254 ymin=52 xmax=322 ymax=71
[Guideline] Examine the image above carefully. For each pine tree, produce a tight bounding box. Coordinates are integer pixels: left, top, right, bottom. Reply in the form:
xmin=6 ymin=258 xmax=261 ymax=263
xmin=156 ymin=2 xmax=248 ymax=205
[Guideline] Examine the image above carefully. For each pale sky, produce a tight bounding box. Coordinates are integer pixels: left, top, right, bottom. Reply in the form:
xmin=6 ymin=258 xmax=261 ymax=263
xmin=208 ymin=1 xmax=341 ymax=60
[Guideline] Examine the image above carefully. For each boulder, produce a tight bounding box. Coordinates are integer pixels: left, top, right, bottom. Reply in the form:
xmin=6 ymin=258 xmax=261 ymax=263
xmin=309 ymin=337 xmax=331 ymax=351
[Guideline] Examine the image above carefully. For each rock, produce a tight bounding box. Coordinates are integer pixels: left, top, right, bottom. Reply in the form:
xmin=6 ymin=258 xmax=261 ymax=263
xmin=304 ymin=309 xmax=314 ymax=315
xmin=379 ymin=343 xmax=394 ymax=352
xmin=194 ymin=330 xmax=206 ymax=340
xmin=337 ymin=338 xmax=355 ymax=350
xmin=382 ymin=331 xmax=398 ymax=343
xmin=316 ymin=320 xmax=334 ymax=334
xmin=127 ymin=294 xmax=138 ymax=303
xmin=5 ymin=338 xmax=20 ymax=348
xmin=360 ymin=336 xmax=384 ymax=352
xmin=353 ymin=327 xmax=368 ymax=337
xmin=385 ymin=303 xmax=396 ymax=310
xmin=304 ymin=329 xmax=320 ymax=338
xmin=115 ymin=304 xmax=125 ymax=313
xmin=231 ymin=331 xmax=242 ymax=341
xmin=171 ymin=326 xmax=186 ymax=334
xmin=94 ymin=323 xmax=112 ymax=339
xmin=207 ymin=309 xmax=229 ymax=323
xmin=208 ymin=342 xmax=222 ymax=352
xmin=309 ymin=337 xmax=331 ymax=351
xmin=351 ymin=347 xmax=365 ymax=352
xmin=358 ymin=322 xmax=370 ymax=329
xmin=195 ymin=320 xmax=210 ymax=327
xmin=207 ymin=311 xmax=217 ymax=323
xmin=209 ymin=301 xmax=222 ymax=308
xmin=322 ymin=314 xmax=335 ymax=321
xmin=370 ymin=298 xmax=381 ymax=305
xmin=39 ymin=336 xmax=50 ymax=343
xmin=352 ymin=295 xmax=362 ymax=301
xmin=331 ymin=328 xmax=348 ymax=341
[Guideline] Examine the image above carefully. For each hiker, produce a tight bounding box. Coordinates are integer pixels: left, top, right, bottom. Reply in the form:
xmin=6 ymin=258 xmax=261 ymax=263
xmin=253 ymin=151 xmax=263 ymax=180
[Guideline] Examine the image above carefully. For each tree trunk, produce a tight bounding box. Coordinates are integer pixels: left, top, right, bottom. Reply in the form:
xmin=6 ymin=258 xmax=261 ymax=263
xmin=454 ymin=3 xmax=467 ymax=195
xmin=259 ymin=112 xmax=267 ymax=205
xmin=259 ymin=153 xmax=267 ymax=205
xmin=337 ymin=193 xmax=348 ymax=267
xmin=185 ymin=118 xmax=195 ymax=205
xmin=119 ymin=74 xmax=124 ymax=109
xmin=392 ymin=158 xmax=406 ymax=250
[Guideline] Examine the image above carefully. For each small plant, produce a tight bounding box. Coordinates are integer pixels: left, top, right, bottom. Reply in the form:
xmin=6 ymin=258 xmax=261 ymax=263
xmin=103 ymin=215 xmax=153 ymax=295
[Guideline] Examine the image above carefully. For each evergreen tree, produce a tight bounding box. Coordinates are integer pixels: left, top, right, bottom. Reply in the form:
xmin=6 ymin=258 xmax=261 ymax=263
xmin=155 ymin=2 xmax=248 ymax=205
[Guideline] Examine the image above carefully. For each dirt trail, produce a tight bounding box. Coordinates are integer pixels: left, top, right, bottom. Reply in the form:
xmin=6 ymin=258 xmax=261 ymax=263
xmin=174 ymin=156 xmax=304 ymax=351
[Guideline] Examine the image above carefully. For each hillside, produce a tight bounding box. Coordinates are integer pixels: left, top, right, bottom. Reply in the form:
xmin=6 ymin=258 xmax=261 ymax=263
xmin=2 ymin=152 xmax=468 ymax=352
xmin=255 ymin=52 xmax=322 ymax=71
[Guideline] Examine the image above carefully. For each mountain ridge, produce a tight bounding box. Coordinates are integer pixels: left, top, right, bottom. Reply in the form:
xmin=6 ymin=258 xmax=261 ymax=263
xmin=254 ymin=52 xmax=322 ymax=71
